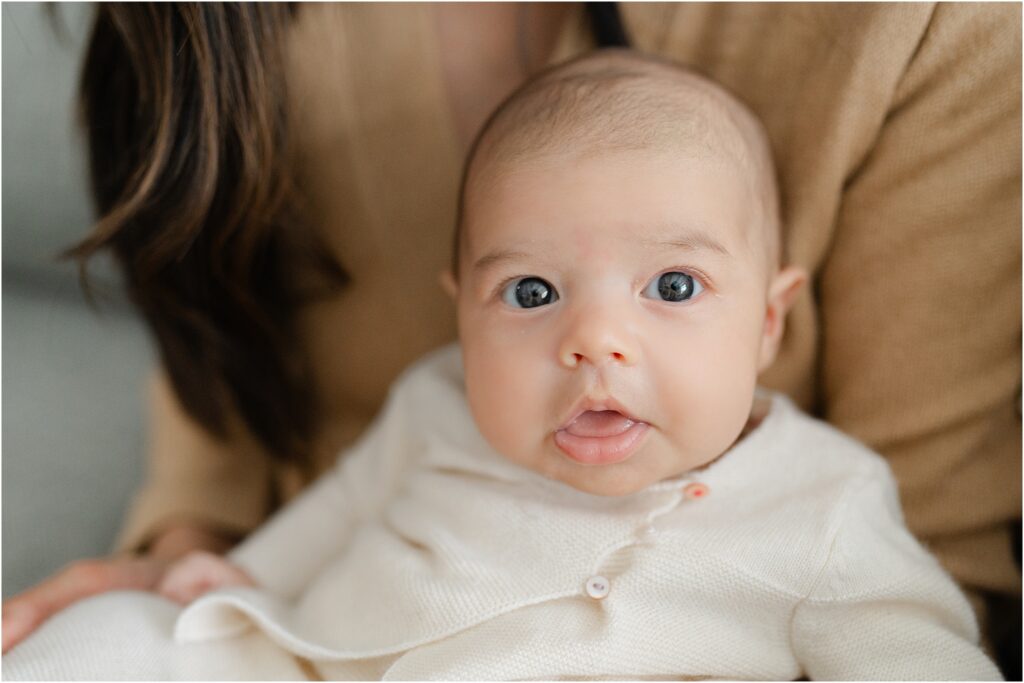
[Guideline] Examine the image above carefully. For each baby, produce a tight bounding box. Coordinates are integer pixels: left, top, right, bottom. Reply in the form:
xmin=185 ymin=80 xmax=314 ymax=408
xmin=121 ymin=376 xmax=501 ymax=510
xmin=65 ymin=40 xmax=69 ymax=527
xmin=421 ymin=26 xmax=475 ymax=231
xmin=4 ymin=50 xmax=1000 ymax=680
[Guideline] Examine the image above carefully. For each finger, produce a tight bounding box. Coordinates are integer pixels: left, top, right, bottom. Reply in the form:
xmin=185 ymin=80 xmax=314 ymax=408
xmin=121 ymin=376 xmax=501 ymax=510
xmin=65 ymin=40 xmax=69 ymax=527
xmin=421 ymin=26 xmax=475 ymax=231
xmin=2 ymin=558 xmax=166 ymax=653
xmin=2 ymin=568 xmax=97 ymax=654
xmin=2 ymin=599 xmax=43 ymax=654
xmin=157 ymin=555 xmax=254 ymax=606
xmin=159 ymin=564 xmax=222 ymax=605
xmin=156 ymin=581 xmax=192 ymax=606
xmin=155 ymin=569 xmax=194 ymax=605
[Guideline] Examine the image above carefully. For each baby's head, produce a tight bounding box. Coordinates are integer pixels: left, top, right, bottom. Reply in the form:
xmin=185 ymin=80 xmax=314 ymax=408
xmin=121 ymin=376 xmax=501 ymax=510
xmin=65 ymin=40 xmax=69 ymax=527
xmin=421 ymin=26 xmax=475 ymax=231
xmin=444 ymin=50 xmax=806 ymax=496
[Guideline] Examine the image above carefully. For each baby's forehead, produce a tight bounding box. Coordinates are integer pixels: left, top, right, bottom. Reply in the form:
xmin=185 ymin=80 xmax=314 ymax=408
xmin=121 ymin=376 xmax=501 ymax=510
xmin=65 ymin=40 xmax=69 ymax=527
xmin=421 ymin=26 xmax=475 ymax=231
xmin=468 ymin=149 xmax=762 ymax=256
xmin=457 ymin=50 xmax=782 ymax=272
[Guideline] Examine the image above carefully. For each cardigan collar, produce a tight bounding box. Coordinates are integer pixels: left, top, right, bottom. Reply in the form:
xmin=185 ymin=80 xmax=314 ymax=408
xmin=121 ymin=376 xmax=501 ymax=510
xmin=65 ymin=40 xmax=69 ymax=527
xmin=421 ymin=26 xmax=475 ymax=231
xmin=178 ymin=346 xmax=795 ymax=660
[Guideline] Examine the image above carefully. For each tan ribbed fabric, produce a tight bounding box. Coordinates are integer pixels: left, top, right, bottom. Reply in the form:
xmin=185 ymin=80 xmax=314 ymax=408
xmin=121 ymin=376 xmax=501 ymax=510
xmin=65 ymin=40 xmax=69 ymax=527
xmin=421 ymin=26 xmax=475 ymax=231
xmin=116 ymin=3 xmax=1021 ymax=608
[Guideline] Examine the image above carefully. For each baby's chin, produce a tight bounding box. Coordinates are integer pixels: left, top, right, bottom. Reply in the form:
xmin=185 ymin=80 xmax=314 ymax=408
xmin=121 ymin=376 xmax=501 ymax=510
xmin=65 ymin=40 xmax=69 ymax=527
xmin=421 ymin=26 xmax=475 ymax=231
xmin=535 ymin=438 xmax=710 ymax=497
xmin=551 ymin=469 xmax=660 ymax=497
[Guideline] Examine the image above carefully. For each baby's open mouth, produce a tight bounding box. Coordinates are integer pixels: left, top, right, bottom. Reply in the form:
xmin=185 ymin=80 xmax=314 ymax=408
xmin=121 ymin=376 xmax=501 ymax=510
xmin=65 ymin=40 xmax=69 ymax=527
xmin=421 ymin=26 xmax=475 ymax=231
xmin=563 ymin=410 xmax=638 ymax=438
xmin=555 ymin=409 xmax=649 ymax=466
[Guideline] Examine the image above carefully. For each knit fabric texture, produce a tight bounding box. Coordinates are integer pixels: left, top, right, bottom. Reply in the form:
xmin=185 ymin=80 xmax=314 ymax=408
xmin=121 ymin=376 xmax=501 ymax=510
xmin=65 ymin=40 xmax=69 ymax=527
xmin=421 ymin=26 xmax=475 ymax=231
xmin=115 ymin=7 xmax=1022 ymax=614
xmin=169 ymin=345 xmax=998 ymax=680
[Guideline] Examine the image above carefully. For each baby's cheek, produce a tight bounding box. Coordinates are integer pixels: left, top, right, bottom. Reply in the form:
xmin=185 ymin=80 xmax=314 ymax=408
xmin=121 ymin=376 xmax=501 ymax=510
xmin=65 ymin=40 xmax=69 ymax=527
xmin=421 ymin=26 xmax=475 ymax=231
xmin=658 ymin=343 xmax=757 ymax=455
xmin=464 ymin=352 xmax=540 ymax=459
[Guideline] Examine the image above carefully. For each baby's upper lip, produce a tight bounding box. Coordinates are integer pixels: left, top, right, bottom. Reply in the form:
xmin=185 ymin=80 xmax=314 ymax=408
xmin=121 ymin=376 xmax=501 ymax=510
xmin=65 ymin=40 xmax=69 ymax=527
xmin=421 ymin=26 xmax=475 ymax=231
xmin=558 ymin=396 xmax=646 ymax=431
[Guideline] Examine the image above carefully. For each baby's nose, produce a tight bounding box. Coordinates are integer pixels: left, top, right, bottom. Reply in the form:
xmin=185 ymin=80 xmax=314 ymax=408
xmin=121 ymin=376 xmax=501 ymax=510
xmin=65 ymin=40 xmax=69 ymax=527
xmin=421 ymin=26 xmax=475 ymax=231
xmin=558 ymin=307 xmax=640 ymax=369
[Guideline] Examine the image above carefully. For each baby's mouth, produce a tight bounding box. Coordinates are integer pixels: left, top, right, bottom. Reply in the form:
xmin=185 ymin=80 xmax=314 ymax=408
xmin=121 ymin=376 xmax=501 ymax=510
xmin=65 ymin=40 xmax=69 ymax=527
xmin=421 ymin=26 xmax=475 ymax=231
xmin=554 ymin=407 xmax=650 ymax=466
xmin=562 ymin=410 xmax=638 ymax=438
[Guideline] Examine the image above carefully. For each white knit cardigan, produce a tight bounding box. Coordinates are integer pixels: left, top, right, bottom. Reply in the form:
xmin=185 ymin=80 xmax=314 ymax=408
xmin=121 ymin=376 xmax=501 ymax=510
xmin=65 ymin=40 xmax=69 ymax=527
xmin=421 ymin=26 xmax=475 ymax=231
xmin=176 ymin=344 xmax=999 ymax=680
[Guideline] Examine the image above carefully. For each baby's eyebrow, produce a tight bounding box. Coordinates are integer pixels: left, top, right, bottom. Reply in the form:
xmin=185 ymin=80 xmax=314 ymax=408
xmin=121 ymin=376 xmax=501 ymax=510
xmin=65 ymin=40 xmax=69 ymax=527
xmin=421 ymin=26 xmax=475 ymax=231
xmin=640 ymin=227 xmax=732 ymax=258
xmin=471 ymin=227 xmax=732 ymax=275
xmin=471 ymin=248 xmax=534 ymax=275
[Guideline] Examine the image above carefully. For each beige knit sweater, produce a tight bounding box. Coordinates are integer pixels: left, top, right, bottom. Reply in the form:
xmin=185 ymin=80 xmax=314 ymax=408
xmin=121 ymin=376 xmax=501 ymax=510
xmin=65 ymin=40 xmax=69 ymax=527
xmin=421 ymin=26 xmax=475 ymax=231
xmin=118 ymin=4 xmax=1021 ymax=615
xmin=173 ymin=345 xmax=999 ymax=681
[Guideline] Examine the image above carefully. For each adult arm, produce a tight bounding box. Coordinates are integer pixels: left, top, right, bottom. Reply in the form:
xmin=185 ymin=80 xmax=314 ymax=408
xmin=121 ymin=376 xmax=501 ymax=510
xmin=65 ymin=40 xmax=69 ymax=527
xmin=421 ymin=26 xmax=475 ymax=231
xmin=1 ymin=369 xmax=263 ymax=654
xmin=0 ymin=522 xmax=231 ymax=654
xmin=124 ymin=362 xmax=413 ymax=601
xmin=115 ymin=369 xmax=276 ymax=554
xmin=818 ymin=2 xmax=1021 ymax=598
xmin=4 ymin=361 xmax=415 ymax=650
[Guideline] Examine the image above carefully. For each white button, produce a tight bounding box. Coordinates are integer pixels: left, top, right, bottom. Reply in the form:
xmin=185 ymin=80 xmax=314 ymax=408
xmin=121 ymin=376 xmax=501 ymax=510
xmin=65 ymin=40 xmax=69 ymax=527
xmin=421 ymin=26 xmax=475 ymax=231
xmin=585 ymin=575 xmax=611 ymax=600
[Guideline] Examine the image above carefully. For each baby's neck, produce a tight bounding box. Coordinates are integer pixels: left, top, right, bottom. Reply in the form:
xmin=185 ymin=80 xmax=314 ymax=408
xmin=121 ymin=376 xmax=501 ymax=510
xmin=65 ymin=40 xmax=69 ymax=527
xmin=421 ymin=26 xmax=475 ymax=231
xmin=688 ymin=393 xmax=771 ymax=475
xmin=737 ymin=392 xmax=771 ymax=441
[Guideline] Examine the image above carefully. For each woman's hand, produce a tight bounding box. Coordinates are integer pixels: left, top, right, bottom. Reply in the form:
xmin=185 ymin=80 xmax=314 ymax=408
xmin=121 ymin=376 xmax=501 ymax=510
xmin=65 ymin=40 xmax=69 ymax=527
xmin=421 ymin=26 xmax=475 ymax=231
xmin=156 ymin=551 xmax=256 ymax=605
xmin=1 ymin=556 xmax=169 ymax=655
xmin=1 ymin=523 xmax=235 ymax=654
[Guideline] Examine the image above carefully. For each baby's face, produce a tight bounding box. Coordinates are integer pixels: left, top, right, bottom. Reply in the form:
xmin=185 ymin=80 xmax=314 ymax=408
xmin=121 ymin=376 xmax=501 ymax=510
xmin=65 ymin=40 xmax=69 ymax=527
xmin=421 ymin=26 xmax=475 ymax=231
xmin=453 ymin=148 xmax=801 ymax=496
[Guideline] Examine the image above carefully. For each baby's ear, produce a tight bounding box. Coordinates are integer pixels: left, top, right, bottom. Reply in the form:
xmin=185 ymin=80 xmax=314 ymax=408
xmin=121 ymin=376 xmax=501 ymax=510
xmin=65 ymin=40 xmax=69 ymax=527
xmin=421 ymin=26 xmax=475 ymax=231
xmin=757 ymin=266 xmax=807 ymax=372
xmin=439 ymin=270 xmax=459 ymax=300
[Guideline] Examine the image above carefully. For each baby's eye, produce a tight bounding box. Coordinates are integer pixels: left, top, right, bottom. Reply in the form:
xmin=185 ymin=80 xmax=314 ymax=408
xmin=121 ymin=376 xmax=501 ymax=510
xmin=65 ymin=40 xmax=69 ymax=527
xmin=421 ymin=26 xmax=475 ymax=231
xmin=501 ymin=276 xmax=559 ymax=309
xmin=643 ymin=271 xmax=704 ymax=303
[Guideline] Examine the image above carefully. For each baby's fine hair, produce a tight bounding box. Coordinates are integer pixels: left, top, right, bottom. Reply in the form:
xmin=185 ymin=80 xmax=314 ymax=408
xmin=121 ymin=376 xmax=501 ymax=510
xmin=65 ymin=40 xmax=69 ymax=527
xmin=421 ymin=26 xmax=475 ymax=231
xmin=453 ymin=48 xmax=783 ymax=277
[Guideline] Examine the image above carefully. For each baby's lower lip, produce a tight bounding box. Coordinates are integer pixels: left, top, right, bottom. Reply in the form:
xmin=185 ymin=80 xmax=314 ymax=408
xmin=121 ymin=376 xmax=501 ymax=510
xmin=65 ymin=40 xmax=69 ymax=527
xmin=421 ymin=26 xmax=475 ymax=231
xmin=554 ymin=412 xmax=650 ymax=465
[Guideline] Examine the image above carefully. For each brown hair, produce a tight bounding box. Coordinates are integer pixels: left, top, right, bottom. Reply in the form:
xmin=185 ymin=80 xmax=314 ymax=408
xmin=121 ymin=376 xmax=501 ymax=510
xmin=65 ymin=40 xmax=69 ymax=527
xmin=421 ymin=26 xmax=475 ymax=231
xmin=70 ymin=4 xmax=629 ymax=465
xmin=70 ymin=4 xmax=346 ymax=464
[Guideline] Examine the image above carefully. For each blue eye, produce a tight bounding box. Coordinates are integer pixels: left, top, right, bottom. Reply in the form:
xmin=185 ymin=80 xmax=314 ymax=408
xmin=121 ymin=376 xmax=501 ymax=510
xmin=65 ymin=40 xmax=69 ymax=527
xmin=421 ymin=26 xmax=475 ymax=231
xmin=501 ymin=276 xmax=559 ymax=309
xmin=643 ymin=271 xmax=703 ymax=303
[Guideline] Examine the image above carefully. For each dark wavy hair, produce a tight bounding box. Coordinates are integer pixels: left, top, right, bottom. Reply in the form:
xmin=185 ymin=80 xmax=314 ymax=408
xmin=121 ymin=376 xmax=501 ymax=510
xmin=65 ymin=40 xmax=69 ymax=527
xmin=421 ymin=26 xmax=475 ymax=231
xmin=69 ymin=3 xmax=347 ymax=464
xmin=69 ymin=3 xmax=628 ymax=465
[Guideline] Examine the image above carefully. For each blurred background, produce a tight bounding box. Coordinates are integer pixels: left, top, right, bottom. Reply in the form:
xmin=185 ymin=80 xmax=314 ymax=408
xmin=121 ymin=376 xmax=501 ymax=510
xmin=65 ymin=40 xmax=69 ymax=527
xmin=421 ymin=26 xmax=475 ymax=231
xmin=2 ymin=3 xmax=153 ymax=597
